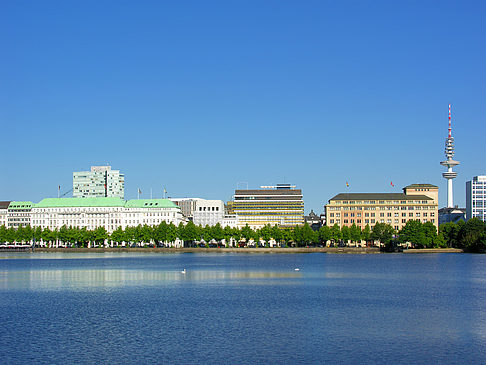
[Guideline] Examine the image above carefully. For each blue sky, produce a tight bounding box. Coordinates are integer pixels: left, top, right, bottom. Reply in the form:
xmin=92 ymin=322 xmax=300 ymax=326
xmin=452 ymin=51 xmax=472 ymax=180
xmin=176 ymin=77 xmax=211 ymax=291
xmin=1 ymin=0 xmax=485 ymax=212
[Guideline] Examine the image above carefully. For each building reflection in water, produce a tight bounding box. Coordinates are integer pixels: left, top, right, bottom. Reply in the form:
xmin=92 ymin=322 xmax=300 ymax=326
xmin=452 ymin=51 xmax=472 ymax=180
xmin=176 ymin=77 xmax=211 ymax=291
xmin=0 ymin=269 xmax=301 ymax=291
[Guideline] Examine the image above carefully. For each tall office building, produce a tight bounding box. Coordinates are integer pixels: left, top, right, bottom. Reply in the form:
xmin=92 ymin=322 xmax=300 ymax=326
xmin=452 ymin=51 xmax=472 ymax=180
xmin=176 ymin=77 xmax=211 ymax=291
xmin=73 ymin=166 xmax=125 ymax=199
xmin=466 ymin=176 xmax=486 ymax=221
xmin=232 ymin=184 xmax=304 ymax=229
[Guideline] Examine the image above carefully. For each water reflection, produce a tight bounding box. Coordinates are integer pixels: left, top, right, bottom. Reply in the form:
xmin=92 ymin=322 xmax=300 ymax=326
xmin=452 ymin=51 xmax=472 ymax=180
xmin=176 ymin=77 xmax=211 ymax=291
xmin=0 ymin=268 xmax=301 ymax=291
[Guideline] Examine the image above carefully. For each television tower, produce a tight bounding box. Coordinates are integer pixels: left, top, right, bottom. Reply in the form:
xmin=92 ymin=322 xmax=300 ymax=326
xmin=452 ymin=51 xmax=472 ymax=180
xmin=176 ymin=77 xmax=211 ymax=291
xmin=440 ymin=104 xmax=459 ymax=208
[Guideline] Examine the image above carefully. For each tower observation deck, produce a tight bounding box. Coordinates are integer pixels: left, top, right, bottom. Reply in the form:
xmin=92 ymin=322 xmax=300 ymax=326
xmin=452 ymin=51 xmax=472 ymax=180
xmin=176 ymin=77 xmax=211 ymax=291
xmin=440 ymin=104 xmax=459 ymax=208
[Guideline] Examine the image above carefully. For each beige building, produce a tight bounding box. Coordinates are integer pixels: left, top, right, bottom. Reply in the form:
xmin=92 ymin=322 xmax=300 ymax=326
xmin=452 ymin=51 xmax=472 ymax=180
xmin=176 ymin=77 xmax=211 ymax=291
xmin=325 ymin=184 xmax=439 ymax=231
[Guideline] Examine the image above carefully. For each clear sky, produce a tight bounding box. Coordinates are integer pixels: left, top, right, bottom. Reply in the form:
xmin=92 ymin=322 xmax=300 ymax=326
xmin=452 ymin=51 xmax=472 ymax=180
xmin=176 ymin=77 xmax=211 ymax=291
xmin=1 ymin=0 xmax=485 ymax=212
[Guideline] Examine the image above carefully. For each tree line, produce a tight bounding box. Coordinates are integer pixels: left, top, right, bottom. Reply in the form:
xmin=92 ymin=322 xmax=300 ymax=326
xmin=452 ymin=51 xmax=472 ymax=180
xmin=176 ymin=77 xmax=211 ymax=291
xmin=0 ymin=218 xmax=484 ymax=251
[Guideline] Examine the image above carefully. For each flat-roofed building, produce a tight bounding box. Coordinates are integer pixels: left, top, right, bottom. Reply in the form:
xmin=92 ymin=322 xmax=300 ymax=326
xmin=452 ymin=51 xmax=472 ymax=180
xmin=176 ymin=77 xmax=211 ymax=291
xmin=325 ymin=184 xmax=439 ymax=231
xmin=232 ymin=184 xmax=304 ymax=229
xmin=193 ymin=200 xmax=225 ymax=227
xmin=73 ymin=166 xmax=125 ymax=199
xmin=31 ymin=198 xmax=183 ymax=233
xmin=7 ymin=201 xmax=33 ymax=228
xmin=466 ymin=175 xmax=486 ymax=221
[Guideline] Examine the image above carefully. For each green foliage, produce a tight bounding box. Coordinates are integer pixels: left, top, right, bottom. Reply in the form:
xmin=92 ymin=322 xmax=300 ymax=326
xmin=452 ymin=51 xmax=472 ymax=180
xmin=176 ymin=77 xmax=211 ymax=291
xmin=349 ymin=224 xmax=361 ymax=243
xmin=341 ymin=226 xmax=350 ymax=242
xmin=371 ymin=223 xmax=395 ymax=244
xmin=362 ymin=224 xmax=371 ymax=242
xmin=399 ymin=220 xmax=439 ymax=248
xmin=330 ymin=224 xmax=342 ymax=243
xmin=318 ymin=225 xmax=331 ymax=244
xmin=457 ymin=218 xmax=486 ymax=251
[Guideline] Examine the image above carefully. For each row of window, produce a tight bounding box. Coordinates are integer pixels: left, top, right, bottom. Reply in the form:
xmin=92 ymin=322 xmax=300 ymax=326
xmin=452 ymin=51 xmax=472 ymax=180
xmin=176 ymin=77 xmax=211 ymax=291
xmin=330 ymin=212 xmax=435 ymax=218
xmin=328 ymin=218 xmax=435 ymax=225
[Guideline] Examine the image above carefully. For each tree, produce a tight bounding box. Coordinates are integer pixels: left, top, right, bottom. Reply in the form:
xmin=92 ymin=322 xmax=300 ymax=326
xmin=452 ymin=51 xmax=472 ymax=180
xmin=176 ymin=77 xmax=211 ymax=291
xmin=0 ymin=225 xmax=8 ymax=243
xmin=371 ymin=223 xmax=394 ymax=245
xmin=349 ymin=223 xmax=361 ymax=244
xmin=330 ymin=224 xmax=342 ymax=244
xmin=258 ymin=224 xmax=272 ymax=245
xmin=458 ymin=218 xmax=486 ymax=251
xmin=440 ymin=222 xmax=460 ymax=248
xmin=93 ymin=227 xmax=108 ymax=246
xmin=341 ymin=226 xmax=350 ymax=243
xmin=300 ymin=223 xmax=315 ymax=246
xmin=166 ymin=223 xmax=178 ymax=245
xmin=318 ymin=226 xmax=331 ymax=245
xmin=362 ymin=224 xmax=371 ymax=243
xmin=271 ymin=225 xmax=283 ymax=246
xmin=154 ymin=222 xmax=168 ymax=246
xmin=110 ymin=227 xmax=125 ymax=245
xmin=241 ymin=224 xmax=254 ymax=244
xmin=182 ymin=221 xmax=198 ymax=246
xmin=211 ymin=223 xmax=224 ymax=243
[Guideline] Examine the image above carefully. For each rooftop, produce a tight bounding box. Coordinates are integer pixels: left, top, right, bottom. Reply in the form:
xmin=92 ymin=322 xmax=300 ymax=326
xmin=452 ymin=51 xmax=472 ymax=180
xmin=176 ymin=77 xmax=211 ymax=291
xmin=329 ymin=193 xmax=433 ymax=202
xmin=34 ymin=198 xmax=179 ymax=209
xmin=404 ymin=184 xmax=438 ymax=189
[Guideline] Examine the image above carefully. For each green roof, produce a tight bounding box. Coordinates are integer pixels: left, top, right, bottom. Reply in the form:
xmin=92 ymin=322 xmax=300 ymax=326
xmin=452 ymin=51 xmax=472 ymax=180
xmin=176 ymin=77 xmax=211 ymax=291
xmin=35 ymin=197 xmax=126 ymax=208
xmin=33 ymin=198 xmax=179 ymax=209
xmin=8 ymin=201 xmax=33 ymax=210
xmin=125 ymin=199 xmax=179 ymax=209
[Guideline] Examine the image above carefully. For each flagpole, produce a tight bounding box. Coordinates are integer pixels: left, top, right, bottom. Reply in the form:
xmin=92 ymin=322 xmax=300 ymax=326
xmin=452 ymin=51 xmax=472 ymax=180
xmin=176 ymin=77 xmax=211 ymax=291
xmin=150 ymin=188 xmax=153 ymax=199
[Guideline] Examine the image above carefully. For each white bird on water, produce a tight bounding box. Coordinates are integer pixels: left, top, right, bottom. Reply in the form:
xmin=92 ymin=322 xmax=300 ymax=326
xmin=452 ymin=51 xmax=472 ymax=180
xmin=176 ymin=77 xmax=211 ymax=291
xmin=294 ymin=268 xmax=300 ymax=271
xmin=181 ymin=269 xmax=187 ymax=274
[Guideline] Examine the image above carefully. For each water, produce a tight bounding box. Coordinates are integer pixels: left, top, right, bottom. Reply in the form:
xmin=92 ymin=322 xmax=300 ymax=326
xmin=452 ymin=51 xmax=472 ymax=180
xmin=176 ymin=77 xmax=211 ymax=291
xmin=0 ymin=252 xmax=485 ymax=364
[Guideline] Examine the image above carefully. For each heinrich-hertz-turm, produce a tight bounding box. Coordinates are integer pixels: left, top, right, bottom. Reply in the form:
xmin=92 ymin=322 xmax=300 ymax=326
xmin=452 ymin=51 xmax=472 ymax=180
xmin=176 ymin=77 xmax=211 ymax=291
xmin=440 ymin=104 xmax=460 ymax=208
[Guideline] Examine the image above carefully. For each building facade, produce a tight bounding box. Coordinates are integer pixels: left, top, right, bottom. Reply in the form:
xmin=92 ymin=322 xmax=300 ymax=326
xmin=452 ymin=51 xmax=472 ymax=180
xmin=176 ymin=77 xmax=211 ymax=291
xmin=73 ymin=166 xmax=125 ymax=199
xmin=325 ymin=184 xmax=439 ymax=231
xmin=232 ymin=184 xmax=304 ymax=229
xmin=31 ymin=198 xmax=183 ymax=233
xmin=170 ymin=198 xmax=203 ymax=220
xmin=0 ymin=201 xmax=11 ymax=227
xmin=193 ymin=200 xmax=225 ymax=227
xmin=7 ymin=201 xmax=33 ymax=228
xmin=466 ymin=176 xmax=486 ymax=221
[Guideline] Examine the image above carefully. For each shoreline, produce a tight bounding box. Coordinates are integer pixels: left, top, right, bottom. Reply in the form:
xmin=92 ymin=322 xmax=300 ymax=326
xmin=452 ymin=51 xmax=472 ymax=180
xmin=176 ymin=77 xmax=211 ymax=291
xmin=24 ymin=247 xmax=465 ymax=254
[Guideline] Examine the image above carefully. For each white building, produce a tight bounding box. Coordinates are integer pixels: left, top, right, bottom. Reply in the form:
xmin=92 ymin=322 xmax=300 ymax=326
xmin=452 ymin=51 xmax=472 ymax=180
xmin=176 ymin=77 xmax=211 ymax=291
xmin=222 ymin=214 xmax=239 ymax=228
xmin=7 ymin=201 xmax=33 ymax=228
xmin=466 ymin=176 xmax=486 ymax=221
xmin=0 ymin=201 xmax=10 ymax=227
xmin=31 ymin=198 xmax=184 ymax=233
xmin=193 ymin=200 xmax=225 ymax=227
xmin=73 ymin=166 xmax=125 ymax=199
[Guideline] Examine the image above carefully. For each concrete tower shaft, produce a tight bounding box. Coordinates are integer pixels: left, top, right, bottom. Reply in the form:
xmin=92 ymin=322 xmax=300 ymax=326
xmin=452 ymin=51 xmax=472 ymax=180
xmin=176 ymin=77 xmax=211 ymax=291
xmin=440 ymin=104 xmax=459 ymax=208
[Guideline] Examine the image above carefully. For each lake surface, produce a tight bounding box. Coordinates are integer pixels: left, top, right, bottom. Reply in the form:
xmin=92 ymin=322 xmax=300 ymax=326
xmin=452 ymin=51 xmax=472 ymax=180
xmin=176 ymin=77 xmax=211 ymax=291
xmin=0 ymin=252 xmax=485 ymax=364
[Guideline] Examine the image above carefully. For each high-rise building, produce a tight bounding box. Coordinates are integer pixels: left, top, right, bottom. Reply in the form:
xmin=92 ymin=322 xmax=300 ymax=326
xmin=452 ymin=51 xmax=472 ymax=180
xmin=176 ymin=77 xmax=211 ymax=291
xmin=325 ymin=184 xmax=439 ymax=231
xmin=232 ymin=184 xmax=304 ymax=229
xmin=73 ymin=166 xmax=125 ymax=199
xmin=466 ymin=176 xmax=486 ymax=221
